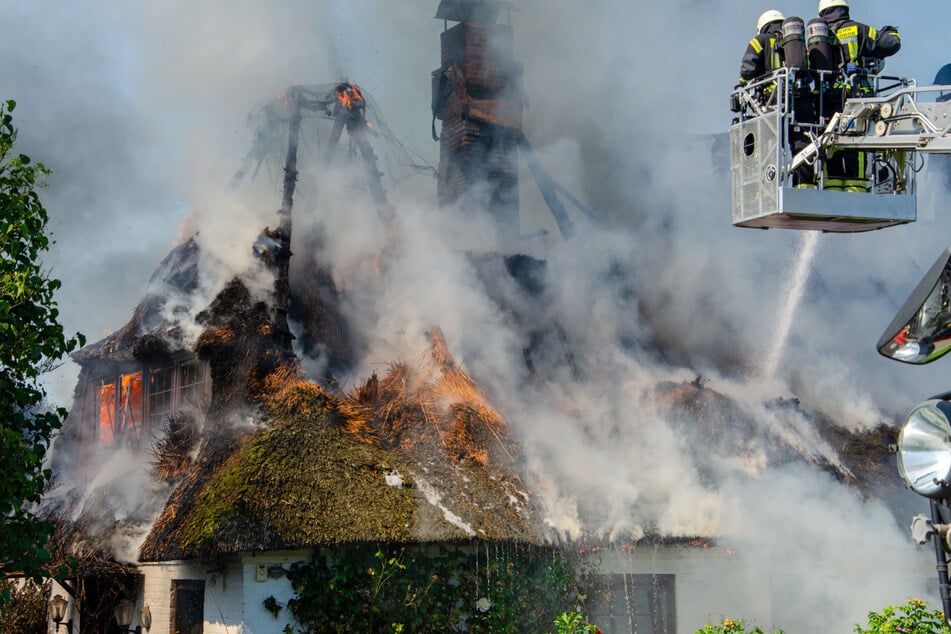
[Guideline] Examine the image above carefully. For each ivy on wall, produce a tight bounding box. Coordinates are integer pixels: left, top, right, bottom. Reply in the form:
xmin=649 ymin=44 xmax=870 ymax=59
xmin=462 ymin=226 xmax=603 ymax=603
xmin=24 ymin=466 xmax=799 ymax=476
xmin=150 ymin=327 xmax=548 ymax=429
xmin=275 ymin=543 xmax=585 ymax=633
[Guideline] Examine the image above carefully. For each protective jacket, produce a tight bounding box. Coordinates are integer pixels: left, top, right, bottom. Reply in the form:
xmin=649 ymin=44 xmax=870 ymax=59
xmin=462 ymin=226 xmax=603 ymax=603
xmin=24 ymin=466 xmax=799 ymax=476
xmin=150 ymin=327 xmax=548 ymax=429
xmin=739 ymin=22 xmax=784 ymax=84
xmin=819 ymin=6 xmax=900 ymax=68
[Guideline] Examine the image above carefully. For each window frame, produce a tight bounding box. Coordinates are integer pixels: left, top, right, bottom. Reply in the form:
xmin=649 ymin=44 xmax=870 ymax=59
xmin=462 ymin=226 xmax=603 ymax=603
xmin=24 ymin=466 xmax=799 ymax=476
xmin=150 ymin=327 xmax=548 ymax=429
xmin=91 ymin=356 xmax=210 ymax=450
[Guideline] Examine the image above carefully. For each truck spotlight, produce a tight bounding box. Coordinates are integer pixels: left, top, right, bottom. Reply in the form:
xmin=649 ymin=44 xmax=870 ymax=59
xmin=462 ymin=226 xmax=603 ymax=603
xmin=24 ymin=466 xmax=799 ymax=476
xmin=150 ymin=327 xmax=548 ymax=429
xmin=898 ymin=399 xmax=951 ymax=498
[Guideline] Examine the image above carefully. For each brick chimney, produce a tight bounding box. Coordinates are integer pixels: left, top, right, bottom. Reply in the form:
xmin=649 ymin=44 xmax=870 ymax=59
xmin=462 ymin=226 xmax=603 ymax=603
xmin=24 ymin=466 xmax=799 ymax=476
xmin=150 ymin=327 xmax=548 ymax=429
xmin=432 ymin=0 xmax=523 ymax=235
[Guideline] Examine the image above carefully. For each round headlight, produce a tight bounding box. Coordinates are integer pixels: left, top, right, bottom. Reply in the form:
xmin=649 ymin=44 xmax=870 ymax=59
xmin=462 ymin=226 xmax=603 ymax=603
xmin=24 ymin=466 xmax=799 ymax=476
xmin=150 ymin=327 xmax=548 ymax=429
xmin=898 ymin=399 xmax=951 ymax=498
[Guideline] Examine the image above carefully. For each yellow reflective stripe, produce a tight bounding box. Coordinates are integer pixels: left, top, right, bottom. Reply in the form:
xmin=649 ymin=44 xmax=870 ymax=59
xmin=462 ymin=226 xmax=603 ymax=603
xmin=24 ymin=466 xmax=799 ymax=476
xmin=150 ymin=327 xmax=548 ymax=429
xmin=750 ymin=38 xmax=763 ymax=53
xmin=868 ymin=26 xmax=877 ymax=39
xmin=767 ymin=37 xmax=781 ymax=70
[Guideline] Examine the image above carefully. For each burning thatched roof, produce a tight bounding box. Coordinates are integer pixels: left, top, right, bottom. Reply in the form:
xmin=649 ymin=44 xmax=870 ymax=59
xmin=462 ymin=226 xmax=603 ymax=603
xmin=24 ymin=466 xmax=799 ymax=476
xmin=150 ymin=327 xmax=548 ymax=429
xmin=50 ymin=225 xmax=910 ymax=571
xmin=658 ymin=378 xmax=914 ymax=521
xmin=72 ymin=237 xmax=199 ymax=366
xmin=140 ymin=330 xmax=544 ymax=561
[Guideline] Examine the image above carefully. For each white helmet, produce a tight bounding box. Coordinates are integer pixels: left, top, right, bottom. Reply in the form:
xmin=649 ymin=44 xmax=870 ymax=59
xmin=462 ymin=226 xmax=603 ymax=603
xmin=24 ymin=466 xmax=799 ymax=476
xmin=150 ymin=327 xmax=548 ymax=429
xmin=757 ymin=9 xmax=785 ymax=32
xmin=818 ymin=0 xmax=848 ymax=13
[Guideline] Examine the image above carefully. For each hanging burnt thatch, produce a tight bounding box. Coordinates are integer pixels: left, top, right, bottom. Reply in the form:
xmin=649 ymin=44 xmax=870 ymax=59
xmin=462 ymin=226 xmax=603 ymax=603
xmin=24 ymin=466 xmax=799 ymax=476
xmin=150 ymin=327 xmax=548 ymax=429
xmin=45 ymin=508 xmax=140 ymax=579
xmin=151 ymin=412 xmax=200 ymax=482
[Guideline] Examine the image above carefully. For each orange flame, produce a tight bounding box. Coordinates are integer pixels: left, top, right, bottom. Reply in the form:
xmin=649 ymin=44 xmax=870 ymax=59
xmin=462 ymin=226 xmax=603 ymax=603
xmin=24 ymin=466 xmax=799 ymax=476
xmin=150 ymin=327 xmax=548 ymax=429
xmin=336 ymin=83 xmax=364 ymax=110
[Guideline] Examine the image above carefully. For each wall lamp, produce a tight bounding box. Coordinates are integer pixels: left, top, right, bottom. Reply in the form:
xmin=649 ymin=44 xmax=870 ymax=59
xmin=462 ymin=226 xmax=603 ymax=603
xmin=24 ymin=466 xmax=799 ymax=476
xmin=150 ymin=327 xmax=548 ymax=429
xmin=114 ymin=598 xmax=150 ymax=633
xmin=49 ymin=594 xmax=74 ymax=633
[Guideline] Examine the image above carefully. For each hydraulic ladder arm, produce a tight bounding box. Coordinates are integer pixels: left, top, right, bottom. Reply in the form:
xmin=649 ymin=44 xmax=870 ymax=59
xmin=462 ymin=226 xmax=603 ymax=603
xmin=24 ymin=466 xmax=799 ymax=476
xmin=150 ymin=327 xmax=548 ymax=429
xmin=789 ymin=85 xmax=951 ymax=178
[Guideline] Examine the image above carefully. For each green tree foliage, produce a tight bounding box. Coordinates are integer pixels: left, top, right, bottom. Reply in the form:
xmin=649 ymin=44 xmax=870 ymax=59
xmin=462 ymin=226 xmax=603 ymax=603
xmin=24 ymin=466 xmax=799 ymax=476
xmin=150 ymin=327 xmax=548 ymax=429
xmin=854 ymin=598 xmax=951 ymax=634
xmin=0 ymin=579 xmax=51 ymax=634
xmin=0 ymin=99 xmax=83 ymax=591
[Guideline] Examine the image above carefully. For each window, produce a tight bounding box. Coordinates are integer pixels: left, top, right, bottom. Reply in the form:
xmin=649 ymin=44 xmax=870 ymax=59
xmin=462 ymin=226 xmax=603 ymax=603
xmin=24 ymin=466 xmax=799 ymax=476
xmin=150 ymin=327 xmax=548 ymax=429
xmin=148 ymin=366 xmax=175 ymax=430
xmin=97 ymin=372 xmax=143 ymax=447
xmin=95 ymin=359 xmax=208 ymax=449
xmin=589 ymin=574 xmax=676 ymax=634
xmin=171 ymin=579 xmax=205 ymax=634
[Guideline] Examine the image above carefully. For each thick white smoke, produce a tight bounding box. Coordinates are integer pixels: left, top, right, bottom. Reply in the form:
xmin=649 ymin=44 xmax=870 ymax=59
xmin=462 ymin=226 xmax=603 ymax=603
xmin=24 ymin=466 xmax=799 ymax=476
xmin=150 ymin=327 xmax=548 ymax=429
xmin=6 ymin=0 xmax=951 ymax=629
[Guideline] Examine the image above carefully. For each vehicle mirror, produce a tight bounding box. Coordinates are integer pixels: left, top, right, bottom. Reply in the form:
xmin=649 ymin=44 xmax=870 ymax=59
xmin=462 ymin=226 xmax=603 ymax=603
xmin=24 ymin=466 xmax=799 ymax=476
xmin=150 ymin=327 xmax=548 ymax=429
xmin=878 ymin=246 xmax=951 ymax=364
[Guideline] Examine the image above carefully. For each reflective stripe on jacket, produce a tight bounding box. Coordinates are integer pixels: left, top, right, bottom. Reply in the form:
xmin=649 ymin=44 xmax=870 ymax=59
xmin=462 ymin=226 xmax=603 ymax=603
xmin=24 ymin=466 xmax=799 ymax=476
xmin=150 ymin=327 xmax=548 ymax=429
xmin=739 ymin=25 xmax=783 ymax=84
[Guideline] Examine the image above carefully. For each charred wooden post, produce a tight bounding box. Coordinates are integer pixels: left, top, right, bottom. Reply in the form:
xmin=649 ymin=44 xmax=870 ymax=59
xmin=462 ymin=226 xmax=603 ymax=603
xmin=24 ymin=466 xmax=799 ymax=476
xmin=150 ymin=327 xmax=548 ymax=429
xmin=349 ymin=119 xmax=389 ymax=210
xmin=516 ymin=132 xmax=573 ymax=239
xmin=270 ymin=86 xmax=301 ymax=351
xmin=321 ymin=110 xmax=347 ymax=163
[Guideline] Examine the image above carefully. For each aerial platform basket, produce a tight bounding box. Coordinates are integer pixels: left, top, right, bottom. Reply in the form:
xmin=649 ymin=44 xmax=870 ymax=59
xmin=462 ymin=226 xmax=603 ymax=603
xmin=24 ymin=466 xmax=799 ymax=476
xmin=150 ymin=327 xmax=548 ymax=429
xmin=730 ymin=68 xmax=951 ymax=233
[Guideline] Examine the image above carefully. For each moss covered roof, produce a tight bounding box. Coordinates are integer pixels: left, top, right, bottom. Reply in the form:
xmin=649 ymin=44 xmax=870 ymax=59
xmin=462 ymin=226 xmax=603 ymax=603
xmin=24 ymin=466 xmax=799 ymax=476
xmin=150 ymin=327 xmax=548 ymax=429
xmin=140 ymin=349 xmax=545 ymax=561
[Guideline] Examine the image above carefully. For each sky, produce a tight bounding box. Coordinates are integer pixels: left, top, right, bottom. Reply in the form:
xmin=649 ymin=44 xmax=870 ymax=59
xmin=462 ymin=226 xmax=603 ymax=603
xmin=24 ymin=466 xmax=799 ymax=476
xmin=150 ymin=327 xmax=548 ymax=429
xmin=5 ymin=0 xmax=951 ymax=630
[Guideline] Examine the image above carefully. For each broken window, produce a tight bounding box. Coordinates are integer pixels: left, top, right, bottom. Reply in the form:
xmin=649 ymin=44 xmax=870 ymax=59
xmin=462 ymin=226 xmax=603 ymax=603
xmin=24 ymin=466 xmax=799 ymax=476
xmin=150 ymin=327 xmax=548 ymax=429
xmin=95 ymin=359 xmax=208 ymax=449
xmin=589 ymin=573 xmax=676 ymax=634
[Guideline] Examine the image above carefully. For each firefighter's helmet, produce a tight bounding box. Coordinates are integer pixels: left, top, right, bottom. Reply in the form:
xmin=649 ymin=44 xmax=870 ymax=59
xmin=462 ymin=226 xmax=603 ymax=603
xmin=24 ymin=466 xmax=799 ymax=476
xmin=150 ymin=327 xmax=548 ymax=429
xmin=818 ymin=0 xmax=848 ymax=14
xmin=757 ymin=9 xmax=786 ymax=33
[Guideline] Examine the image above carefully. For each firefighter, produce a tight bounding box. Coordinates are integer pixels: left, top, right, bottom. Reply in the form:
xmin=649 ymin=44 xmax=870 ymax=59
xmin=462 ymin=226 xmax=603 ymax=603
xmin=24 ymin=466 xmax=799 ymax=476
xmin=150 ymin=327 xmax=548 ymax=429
xmin=738 ymin=10 xmax=786 ymax=87
xmin=737 ymin=11 xmax=817 ymax=186
xmin=817 ymin=0 xmax=901 ymax=191
xmin=818 ymin=0 xmax=900 ymax=84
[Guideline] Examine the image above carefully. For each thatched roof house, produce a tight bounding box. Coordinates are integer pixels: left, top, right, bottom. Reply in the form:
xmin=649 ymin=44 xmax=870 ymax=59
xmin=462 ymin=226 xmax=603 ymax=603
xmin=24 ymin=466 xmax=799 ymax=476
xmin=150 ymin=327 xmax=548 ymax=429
xmin=39 ymin=232 xmax=915 ymax=634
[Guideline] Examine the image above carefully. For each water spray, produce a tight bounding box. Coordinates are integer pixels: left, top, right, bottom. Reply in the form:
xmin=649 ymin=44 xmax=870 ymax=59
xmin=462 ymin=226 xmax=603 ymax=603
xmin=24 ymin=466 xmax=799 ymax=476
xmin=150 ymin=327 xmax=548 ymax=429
xmin=762 ymin=231 xmax=822 ymax=379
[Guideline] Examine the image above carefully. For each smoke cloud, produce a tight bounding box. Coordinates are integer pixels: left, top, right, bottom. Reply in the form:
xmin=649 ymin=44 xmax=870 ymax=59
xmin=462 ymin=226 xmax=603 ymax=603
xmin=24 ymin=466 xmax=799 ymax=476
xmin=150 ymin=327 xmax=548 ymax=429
xmin=7 ymin=0 xmax=951 ymax=629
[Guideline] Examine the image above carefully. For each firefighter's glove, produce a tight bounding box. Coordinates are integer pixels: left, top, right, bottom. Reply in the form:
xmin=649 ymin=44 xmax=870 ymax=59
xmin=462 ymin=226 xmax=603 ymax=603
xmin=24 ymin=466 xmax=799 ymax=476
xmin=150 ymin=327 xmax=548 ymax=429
xmin=846 ymin=62 xmax=858 ymax=76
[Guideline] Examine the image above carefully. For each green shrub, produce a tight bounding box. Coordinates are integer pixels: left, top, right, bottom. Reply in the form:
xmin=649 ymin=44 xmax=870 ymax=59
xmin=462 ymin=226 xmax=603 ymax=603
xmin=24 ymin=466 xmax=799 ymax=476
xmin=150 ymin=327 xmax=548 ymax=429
xmin=695 ymin=618 xmax=783 ymax=633
xmin=854 ymin=598 xmax=951 ymax=634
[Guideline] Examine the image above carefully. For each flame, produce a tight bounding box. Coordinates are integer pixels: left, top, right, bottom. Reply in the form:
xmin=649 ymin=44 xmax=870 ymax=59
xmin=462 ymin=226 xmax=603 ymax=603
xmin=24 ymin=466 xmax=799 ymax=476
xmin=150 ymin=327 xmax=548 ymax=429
xmin=335 ymin=83 xmax=364 ymax=110
xmin=97 ymin=371 xmax=144 ymax=446
xmin=98 ymin=383 xmax=116 ymax=446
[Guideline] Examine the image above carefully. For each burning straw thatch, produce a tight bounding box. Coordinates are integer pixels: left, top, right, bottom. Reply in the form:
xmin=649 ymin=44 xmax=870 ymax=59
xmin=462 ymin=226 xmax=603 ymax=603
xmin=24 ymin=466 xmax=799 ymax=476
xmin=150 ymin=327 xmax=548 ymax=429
xmin=138 ymin=324 xmax=543 ymax=561
xmin=340 ymin=327 xmax=518 ymax=467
